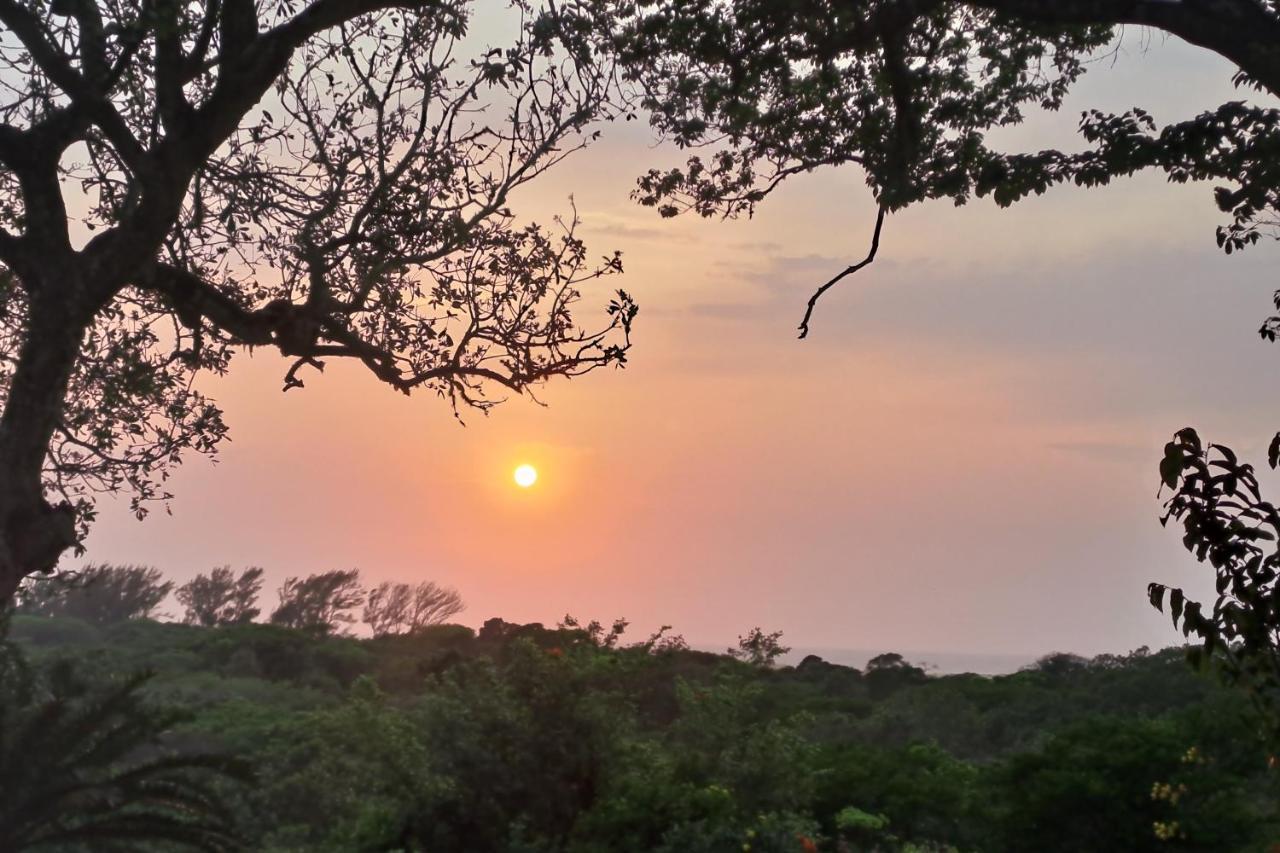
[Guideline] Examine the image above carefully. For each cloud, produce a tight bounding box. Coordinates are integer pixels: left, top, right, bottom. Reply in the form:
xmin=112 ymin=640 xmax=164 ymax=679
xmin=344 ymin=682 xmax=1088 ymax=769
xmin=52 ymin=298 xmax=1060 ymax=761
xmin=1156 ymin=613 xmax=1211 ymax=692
xmin=1045 ymin=440 xmax=1149 ymax=462
xmin=581 ymin=215 xmax=695 ymax=243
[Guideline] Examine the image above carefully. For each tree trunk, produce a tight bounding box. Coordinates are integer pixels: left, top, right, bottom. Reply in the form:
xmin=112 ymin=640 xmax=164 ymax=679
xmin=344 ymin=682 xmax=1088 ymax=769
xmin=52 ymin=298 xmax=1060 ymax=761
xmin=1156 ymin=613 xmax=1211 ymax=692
xmin=0 ymin=286 xmax=86 ymax=601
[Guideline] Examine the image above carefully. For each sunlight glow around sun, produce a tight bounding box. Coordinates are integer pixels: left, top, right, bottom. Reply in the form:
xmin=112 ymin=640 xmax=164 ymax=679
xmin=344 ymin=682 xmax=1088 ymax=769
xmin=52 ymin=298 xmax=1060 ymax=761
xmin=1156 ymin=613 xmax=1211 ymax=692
xmin=513 ymin=464 xmax=538 ymax=488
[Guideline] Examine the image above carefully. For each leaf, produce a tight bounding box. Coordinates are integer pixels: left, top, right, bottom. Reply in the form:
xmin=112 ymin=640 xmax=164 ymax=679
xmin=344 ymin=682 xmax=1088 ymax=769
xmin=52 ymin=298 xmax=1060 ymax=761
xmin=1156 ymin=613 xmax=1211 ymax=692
xmin=1148 ymin=583 xmax=1166 ymax=613
xmin=1160 ymin=442 xmax=1184 ymax=490
xmin=1174 ymin=427 xmax=1201 ymax=453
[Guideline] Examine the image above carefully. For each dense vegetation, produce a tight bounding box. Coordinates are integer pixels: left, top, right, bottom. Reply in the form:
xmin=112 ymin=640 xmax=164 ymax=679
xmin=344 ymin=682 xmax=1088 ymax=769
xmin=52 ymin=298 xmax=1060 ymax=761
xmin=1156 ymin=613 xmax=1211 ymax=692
xmin=6 ymin=576 xmax=1279 ymax=851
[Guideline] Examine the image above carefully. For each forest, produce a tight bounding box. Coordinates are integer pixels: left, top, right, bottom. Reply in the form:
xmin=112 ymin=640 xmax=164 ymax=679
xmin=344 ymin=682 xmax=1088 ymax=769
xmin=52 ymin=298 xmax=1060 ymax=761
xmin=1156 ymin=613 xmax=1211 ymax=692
xmin=3 ymin=565 xmax=1279 ymax=851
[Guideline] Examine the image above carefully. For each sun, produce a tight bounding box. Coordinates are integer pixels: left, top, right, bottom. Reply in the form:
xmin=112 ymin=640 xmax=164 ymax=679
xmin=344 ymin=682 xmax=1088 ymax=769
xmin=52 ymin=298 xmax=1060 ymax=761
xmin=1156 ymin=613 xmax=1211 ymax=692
xmin=513 ymin=464 xmax=538 ymax=488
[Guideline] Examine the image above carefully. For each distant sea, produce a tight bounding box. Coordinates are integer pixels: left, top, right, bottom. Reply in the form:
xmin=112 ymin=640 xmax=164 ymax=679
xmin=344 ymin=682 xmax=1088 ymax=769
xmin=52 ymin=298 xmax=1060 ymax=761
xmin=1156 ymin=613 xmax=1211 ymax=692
xmin=784 ymin=647 xmax=1041 ymax=676
xmin=691 ymin=643 xmax=1041 ymax=676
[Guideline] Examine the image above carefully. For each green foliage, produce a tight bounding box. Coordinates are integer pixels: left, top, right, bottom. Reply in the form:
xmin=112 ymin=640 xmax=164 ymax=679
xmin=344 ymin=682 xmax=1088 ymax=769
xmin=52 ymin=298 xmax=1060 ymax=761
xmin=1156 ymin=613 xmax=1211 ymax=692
xmin=402 ymin=640 xmax=637 ymax=850
xmin=248 ymin=678 xmax=438 ymax=851
xmin=0 ymin=630 xmax=247 ymax=851
xmin=8 ymin=612 xmax=101 ymax=647
xmin=991 ymin=714 xmax=1272 ymax=852
xmin=10 ymin=613 xmax=1280 ymax=851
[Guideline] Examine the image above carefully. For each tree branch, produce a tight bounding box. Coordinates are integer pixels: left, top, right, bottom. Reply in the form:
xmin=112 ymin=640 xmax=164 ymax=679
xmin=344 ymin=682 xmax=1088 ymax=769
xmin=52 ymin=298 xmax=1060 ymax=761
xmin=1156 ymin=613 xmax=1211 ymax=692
xmin=138 ymin=263 xmax=273 ymax=346
xmin=798 ymin=206 xmax=886 ymax=340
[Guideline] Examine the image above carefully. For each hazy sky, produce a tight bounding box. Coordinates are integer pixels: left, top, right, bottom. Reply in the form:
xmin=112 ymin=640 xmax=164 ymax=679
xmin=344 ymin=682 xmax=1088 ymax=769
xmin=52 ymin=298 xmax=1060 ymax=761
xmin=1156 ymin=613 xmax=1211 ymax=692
xmin=78 ymin=26 xmax=1280 ymax=659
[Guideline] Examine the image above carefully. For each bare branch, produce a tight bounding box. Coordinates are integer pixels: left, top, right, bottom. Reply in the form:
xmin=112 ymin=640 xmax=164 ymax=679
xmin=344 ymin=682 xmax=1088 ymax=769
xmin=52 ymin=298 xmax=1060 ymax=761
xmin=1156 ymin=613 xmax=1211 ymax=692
xmin=798 ymin=206 xmax=886 ymax=340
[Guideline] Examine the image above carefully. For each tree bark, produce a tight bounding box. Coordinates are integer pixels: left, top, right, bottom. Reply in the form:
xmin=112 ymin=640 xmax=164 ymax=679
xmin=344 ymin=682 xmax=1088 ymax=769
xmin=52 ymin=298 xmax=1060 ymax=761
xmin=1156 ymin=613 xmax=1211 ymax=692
xmin=0 ymin=278 xmax=87 ymax=601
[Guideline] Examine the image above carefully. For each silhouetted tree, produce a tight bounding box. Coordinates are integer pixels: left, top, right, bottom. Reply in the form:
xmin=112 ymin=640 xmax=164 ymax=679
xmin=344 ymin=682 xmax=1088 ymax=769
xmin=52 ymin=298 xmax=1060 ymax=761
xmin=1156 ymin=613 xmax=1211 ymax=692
xmin=271 ymin=570 xmax=364 ymax=635
xmin=16 ymin=563 xmax=171 ymax=625
xmin=1151 ymin=427 xmax=1280 ymax=744
xmin=364 ymin=582 xmax=413 ymax=637
xmin=561 ymin=614 xmax=629 ymax=648
xmin=1026 ymin=652 xmax=1090 ymax=679
xmin=864 ymin=652 xmax=929 ymax=698
xmin=636 ymin=624 xmax=690 ymax=654
xmin=0 ymin=0 xmax=636 ymax=603
xmin=177 ymin=566 xmax=264 ymax=627
xmin=730 ymin=627 xmax=789 ymax=668
xmin=364 ymin=580 xmax=464 ymax=636
xmin=0 ymin=633 xmax=246 ymax=850
xmin=615 ymin=1 xmax=1280 ymax=334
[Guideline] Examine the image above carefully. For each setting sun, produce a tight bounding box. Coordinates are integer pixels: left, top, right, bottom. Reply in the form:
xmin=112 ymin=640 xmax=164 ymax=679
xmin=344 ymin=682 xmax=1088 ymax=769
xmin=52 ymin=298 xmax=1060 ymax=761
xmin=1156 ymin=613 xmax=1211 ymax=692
xmin=513 ymin=464 xmax=538 ymax=488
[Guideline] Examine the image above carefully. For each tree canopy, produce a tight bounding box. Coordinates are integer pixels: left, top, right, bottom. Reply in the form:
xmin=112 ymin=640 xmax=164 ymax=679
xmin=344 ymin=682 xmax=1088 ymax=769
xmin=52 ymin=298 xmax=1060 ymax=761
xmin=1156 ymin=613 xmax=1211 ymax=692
xmin=614 ymin=0 xmax=1280 ymax=333
xmin=8 ymin=607 xmax=1277 ymax=851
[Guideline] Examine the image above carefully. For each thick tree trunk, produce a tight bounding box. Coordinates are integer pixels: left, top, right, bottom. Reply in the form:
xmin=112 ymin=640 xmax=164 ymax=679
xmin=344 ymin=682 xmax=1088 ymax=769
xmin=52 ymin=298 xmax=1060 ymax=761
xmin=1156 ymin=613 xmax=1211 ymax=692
xmin=0 ymin=286 xmax=86 ymax=601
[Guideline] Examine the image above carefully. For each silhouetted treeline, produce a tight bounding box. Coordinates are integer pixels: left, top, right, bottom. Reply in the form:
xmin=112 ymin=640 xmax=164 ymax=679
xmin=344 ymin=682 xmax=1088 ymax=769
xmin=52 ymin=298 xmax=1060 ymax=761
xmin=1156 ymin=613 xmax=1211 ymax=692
xmin=15 ymin=563 xmax=463 ymax=637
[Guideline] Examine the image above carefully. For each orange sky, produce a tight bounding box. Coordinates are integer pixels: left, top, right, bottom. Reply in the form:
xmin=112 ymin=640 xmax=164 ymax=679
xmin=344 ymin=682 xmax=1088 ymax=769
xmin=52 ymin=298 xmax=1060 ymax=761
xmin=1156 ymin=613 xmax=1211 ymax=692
xmin=79 ymin=31 xmax=1280 ymax=660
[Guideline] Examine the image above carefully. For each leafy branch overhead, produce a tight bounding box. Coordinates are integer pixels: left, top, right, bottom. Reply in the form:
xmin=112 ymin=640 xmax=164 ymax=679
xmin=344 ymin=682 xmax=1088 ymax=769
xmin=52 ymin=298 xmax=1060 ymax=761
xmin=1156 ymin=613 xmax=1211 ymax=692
xmin=0 ymin=0 xmax=637 ymax=597
xmin=616 ymin=0 xmax=1280 ymax=332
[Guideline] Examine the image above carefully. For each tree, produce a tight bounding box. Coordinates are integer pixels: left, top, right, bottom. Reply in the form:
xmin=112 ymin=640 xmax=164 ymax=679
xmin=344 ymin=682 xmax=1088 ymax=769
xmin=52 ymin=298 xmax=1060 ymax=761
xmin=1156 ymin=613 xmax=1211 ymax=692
xmin=560 ymin=613 xmax=630 ymax=648
xmin=0 ymin=0 xmax=637 ymax=602
xmin=271 ymin=569 xmax=365 ymax=635
xmin=614 ymin=0 xmax=1280 ymax=335
xmin=176 ymin=566 xmax=264 ymax=627
xmin=863 ymin=651 xmax=929 ymax=698
xmin=1149 ymin=427 xmax=1280 ymax=744
xmin=729 ymin=626 xmax=789 ymax=667
xmin=363 ymin=579 xmax=464 ymax=636
xmin=16 ymin=562 xmax=171 ymax=624
xmin=0 ymin=633 xmax=247 ymax=851
xmin=992 ymin=716 xmax=1252 ymax=853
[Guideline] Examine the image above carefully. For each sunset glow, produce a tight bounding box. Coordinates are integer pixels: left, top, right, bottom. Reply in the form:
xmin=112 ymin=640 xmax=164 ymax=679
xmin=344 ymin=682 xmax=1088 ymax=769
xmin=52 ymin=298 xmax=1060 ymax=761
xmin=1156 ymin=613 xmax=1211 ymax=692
xmin=514 ymin=464 xmax=538 ymax=489
xmin=70 ymin=34 xmax=1280 ymax=661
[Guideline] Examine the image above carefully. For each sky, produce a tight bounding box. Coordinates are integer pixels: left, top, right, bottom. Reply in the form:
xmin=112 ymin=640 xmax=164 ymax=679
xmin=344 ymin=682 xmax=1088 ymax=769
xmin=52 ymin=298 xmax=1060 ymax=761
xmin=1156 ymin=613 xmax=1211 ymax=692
xmin=77 ymin=24 xmax=1280 ymax=662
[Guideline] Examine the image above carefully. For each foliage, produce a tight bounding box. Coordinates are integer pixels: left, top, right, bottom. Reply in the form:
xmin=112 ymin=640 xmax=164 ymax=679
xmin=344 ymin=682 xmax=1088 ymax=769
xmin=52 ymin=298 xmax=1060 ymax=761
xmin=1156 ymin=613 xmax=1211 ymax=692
xmin=9 ymin=606 xmax=1280 ymax=851
xmin=729 ymin=626 xmax=790 ymax=668
xmin=612 ymin=1 xmax=1280 ymax=333
xmin=1150 ymin=427 xmax=1280 ymax=746
xmin=0 ymin=628 xmax=246 ymax=851
xmin=16 ymin=563 xmax=172 ymax=625
xmin=247 ymin=678 xmax=439 ymax=851
xmin=561 ymin=613 xmax=631 ymax=648
xmin=177 ymin=566 xmax=264 ymax=627
xmin=992 ymin=715 xmax=1269 ymax=852
xmin=864 ymin=652 xmax=930 ymax=699
xmin=269 ymin=569 xmax=365 ymax=636
xmin=363 ymin=580 xmax=464 ymax=637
